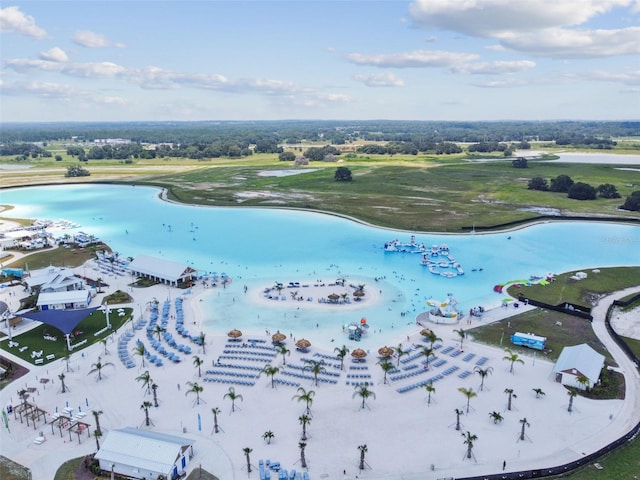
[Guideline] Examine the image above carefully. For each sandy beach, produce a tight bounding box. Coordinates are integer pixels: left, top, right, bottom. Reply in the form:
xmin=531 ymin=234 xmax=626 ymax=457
xmin=1 ymin=261 xmax=639 ymax=480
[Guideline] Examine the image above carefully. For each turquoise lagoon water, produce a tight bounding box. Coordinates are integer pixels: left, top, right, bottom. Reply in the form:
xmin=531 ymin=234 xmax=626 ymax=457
xmin=1 ymin=184 xmax=639 ymax=349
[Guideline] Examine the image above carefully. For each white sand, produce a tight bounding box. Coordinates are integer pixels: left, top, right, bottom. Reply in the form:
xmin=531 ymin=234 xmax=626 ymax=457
xmin=1 ymin=265 xmax=639 ymax=480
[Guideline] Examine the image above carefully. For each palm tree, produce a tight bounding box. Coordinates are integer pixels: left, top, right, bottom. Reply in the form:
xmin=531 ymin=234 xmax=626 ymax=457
xmin=420 ymin=346 xmax=434 ymax=370
xmin=303 ymin=360 xmax=327 ymax=387
xmin=185 ymin=381 xmax=204 ymax=405
xmin=462 ymin=431 xmax=478 ymax=460
xmin=63 ymin=351 xmax=73 ymax=372
xmin=93 ymin=429 xmax=102 ymax=450
xmin=504 ymin=388 xmax=517 ymax=411
xmin=58 ymin=373 xmax=67 ymax=393
xmin=567 ymin=387 xmax=578 ymax=412
xmin=334 ymin=345 xmax=349 ymax=370
xmin=503 ymin=349 xmax=524 ymax=374
xmin=377 ymin=358 xmax=395 ymax=384
xmin=88 ymin=356 xmax=115 ymax=381
xmin=243 ymin=447 xmax=253 ymax=473
xmin=132 ymin=343 xmax=147 ymax=368
xmin=261 ymin=364 xmax=280 ymax=388
xmin=224 ymin=386 xmax=243 ymax=413
xmin=519 ymin=417 xmax=530 ymax=441
xmin=358 ymin=444 xmax=368 ymax=470
xmin=141 ymin=401 xmax=152 ymax=426
xmin=136 ymin=370 xmax=153 ymax=395
xmin=353 ymin=382 xmax=376 ymax=410
xmin=576 ymin=374 xmax=590 ymax=391
xmin=424 ymin=330 xmax=442 ymax=349
xmin=423 ymin=382 xmax=436 ymax=406
xmin=262 ymin=430 xmax=275 ymax=445
xmin=211 ymin=407 xmax=221 ymax=434
xmin=100 ymin=338 xmax=110 ymax=355
xmin=292 ymin=387 xmax=315 ymax=416
xmin=151 ymin=383 xmax=159 ymax=407
xmin=193 ymin=355 xmax=204 ymax=377
xmin=290 ymin=290 xmax=299 ymax=300
xmin=198 ymin=331 xmax=207 ymax=354
xmin=474 ymin=366 xmax=493 ymax=391
xmin=532 ymin=387 xmax=546 ymax=398
xmin=96 ymin=277 xmax=103 ymax=294
xmin=299 ymin=414 xmax=311 ymax=440
xmin=92 ymin=410 xmax=103 ymax=435
xmin=454 ymin=328 xmax=466 ymax=350
xmin=152 ymin=324 xmax=165 ymax=342
xmin=459 ymin=387 xmax=477 ymax=414
xmin=454 ymin=408 xmax=464 ymax=431
xmin=489 ymin=411 xmax=504 ymax=424
xmin=394 ymin=343 xmax=409 ymax=367
xmin=276 ymin=343 xmax=291 ymax=366
xmin=299 ymin=442 xmax=307 ymax=469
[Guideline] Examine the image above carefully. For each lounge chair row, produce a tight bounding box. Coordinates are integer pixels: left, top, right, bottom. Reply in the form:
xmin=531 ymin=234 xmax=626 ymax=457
xmin=273 ymin=378 xmax=301 ymax=388
xmin=346 ymin=373 xmax=371 ymax=379
xmin=458 ymin=370 xmax=473 ymax=378
xmin=204 ymin=370 xmax=258 ymax=379
xmin=281 ymin=370 xmax=338 ymax=384
xmin=400 ymin=352 xmax=424 ymax=364
xmin=288 ymin=364 xmax=341 ymax=377
xmin=463 ymin=353 xmax=476 ymax=362
xmin=223 ymin=349 xmax=276 ymax=359
xmin=349 ymin=365 xmax=369 ymax=370
xmin=476 ymin=356 xmax=489 ymax=366
xmin=203 ymin=377 xmax=255 ymax=386
xmin=211 ymin=363 xmax=263 ymax=371
xmin=219 ymin=355 xmax=271 ymax=363
xmin=450 ymin=349 xmax=463 ymax=357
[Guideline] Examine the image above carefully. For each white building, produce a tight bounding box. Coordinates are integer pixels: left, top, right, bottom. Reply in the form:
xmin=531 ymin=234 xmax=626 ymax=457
xmin=37 ymin=290 xmax=92 ymax=310
xmin=552 ymin=343 xmax=605 ymax=390
xmin=94 ymin=428 xmax=194 ymax=480
xmin=128 ymin=255 xmax=196 ymax=287
xmin=25 ymin=267 xmax=84 ymax=294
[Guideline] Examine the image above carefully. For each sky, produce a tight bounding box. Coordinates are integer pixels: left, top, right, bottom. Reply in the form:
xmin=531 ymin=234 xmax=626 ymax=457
xmin=1 ymin=0 xmax=639 ymax=122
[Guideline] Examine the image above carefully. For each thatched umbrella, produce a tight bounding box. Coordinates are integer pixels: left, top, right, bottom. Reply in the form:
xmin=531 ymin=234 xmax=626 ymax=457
xmin=420 ymin=328 xmax=434 ymax=338
xmin=377 ymin=346 xmax=394 ymax=358
xmin=328 ymin=293 xmax=340 ymax=302
xmin=272 ymin=332 xmax=286 ymax=343
xmin=296 ymin=338 xmax=311 ymax=350
xmin=353 ymin=290 xmax=365 ymax=300
xmin=227 ymin=329 xmax=242 ymax=339
xmin=351 ymin=348 xmax=367 ymax=360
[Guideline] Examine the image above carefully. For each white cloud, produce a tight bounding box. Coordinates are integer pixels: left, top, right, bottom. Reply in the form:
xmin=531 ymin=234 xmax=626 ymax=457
xmin=0 ymin=6 xmax=47 ymax=39
xmin=353 ymin=72 xmax=406 ymax=87
xmin=6 ymin=58 xmax=126 ymax=77
xmin=451 ymin=60 xmax=536 ymax=75
xmin=346 ymin=49 xmax=478 ymax=68
xmin=408 ymin=0 xmax=639 ymax=58
xmin=565 ymin=69 xmax=640 ymax=85
xmin=39 ymin=47 xmax=69 ymax=63
xmin=73 ymin=29 xmax=125 ymax=48
xmin=1 ymin=80 xmax=80 ymax=98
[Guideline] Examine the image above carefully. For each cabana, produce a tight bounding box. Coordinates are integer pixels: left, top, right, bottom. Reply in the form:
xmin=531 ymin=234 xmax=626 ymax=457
xmin=128 ymin=255 xmax=196 ymax=287
xmin=552 ymin=344 xmax=605 ymax=390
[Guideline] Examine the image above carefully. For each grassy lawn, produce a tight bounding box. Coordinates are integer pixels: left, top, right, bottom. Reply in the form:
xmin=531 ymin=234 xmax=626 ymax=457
xmin=1 ymin=244 xmax=111 ymax=272
xmin=0 ymin=456 xmax=30 ymax=480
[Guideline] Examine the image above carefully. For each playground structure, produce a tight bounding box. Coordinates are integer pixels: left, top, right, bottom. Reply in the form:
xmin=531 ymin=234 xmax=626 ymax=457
xmin=424 ymin=295 xmax=462 ymax=325
xmin=344 ymin=317 xmax=369 ymax=341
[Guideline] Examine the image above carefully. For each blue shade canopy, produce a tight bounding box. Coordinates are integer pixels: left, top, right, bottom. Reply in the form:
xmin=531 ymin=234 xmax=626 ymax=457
xmin=19 ymin=307 xmax=99 ymax=335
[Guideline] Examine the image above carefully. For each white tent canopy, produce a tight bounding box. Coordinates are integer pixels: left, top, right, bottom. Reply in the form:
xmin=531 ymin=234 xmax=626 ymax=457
xmin=128 ymin=255 xmax=196 ymax=286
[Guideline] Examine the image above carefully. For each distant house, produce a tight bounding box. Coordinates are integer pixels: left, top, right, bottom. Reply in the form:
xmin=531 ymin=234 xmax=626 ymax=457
xmin=94 ymin=428 xmax=194 ymax=480
xmin=37 ymin=289 xmax=91 ymax=310
xmin=552 ymin=344 xmax=605 ymax=390
xmin=25 ymin=267 xmax=83 ymax=294
xmin=128 ymin=255 xmax=196 ymax=287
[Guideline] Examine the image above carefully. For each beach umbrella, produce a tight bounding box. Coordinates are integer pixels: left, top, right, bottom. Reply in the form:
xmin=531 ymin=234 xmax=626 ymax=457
xmin=228 ymin=329 xmax=242 ymax=339
xmin=328 ymin=293 xmax=340 ymax=301
xmin=353 ymin=290 xmax=365 ymax=299
xmin=420 ymin=328 xmax=434 ymax=338
xmin=377 ymin=346 xmax=394 ymax=358
xmin=296 ymin=338 xmax=311 ymax=350
xmin=272 ymin=332 xmax=286 ymax=343
xmin=351 ymin=348 xmax=367 ymax=359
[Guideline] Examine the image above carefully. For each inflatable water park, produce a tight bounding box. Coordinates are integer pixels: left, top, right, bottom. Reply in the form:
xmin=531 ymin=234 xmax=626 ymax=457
xmin=384 ymin=236 xmax=465 ymax=278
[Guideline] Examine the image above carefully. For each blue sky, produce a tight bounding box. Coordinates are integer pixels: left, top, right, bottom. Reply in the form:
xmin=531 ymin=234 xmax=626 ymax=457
xmin=1 ymin=0 xmax=639 ymax=122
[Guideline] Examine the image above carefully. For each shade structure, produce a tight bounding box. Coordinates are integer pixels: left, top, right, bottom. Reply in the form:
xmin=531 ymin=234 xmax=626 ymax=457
xmin=272 ymin=332 xmax=286 ymax=343
xmin=351 ymin=348 xmax=367 ymax=359
xmin=353 ymin=290 xmax=365 ymax=298
xmin=295 ymin=338 xmax=311 ymax=350
xmin=377 ymin=346 xmax=394 ymax=358
xmin=420 ymin=328 xmax=434 ymax=338
xmin=227 ymin=329 xmax=242 ymax=338
xmin=328 ymin=293 xmax=340 ymax=301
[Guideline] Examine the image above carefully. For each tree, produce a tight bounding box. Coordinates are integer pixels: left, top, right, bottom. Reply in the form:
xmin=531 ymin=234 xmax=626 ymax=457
xmin=193 ymin=355 xmax=204 ymax=378
xmin=151 ymin=383 xmax=159 ymax=407
xmin=335 ymin=166 xmax=352 ymax=182
xmin=567 ymin=388 xmax=578 ymax=412
xmin=463 ymin=431 xmax=478 ymax=460
xmin=299 ymin=442 xmax=308 ymax=469
xmin=262 ymin=430 xmax=275 ymax=445
xmin=454 ymin=408 xmax=464 ymax=431
xmin=243 ymin=447 xmax=253 ymax=473
xmin=519 ymin=417 xmax=530 ymax=441
xmin=621 ymin=191 xmax=640 ymax=211
xmin=512 ymin=157 xmax=528 ymax=168
xmin=576 ymin=374 xmax=590 ymax=391
xmin=454 ymin=328 xmax=466 ymax=350
xmin=598 ymin=183 xmax=620 ymax=199
xmin=335 ymin=345 xmax=349 ymax=370
xmin=198 ymin=331 xmax=207 ymax=354
xmin=136 ymin=370 xmax=153 ymax=395
xmin=88 ymin=356 xmax=115 ymax=381
xmin=358 ymin=444 xmax=368 ymax=470
xmin=92 ymin=410 xmax=103 ymax=435
xmin=94 ymin=429 xmax=102 ymax=450
xmin=141 ymin=401 xmax=152 ymax=426
xmin=489 ymin=411 xmax=504 ymax=424
xmin=292 ymin=387 xmax=315 ymax=416
xmin=527 ymin=177 xmax=549 ymax=191
xmin=185 ymin=381 xmax=204 ymax=405
xmin=278 ymin=151 xmax=296 ymax=161
xmin=532 ymin=387 xmax=546 ymax=398
xmin=303 ymin=360 xmax=327 ymax=387
xmin=276 ymin=343 xmax=291 ymax=366
xmin=261 ymin=364 xmax=280 ymax=389
xmin=377 ymin=358 xmax=395 ymax=384
xmin=505 ymin=388 xmax=517 ymax=411
xmin=423 ymin=382 xmax=436 ymax=406
xmin=394 ymin=343 xmax=409 ymax=367
xmin=299 ymin=414 xmax=311 ymax=440
xmin=550 ymin=174 xmax=574 ymax=193
xmin=211 ymin=407 xmax=221 ymax=434
xmin=459 ymin=387 xmax=477 ymax=414
xmin=424 ymin=330 xmax=442 ymax=349
xmin=65 ymin=165 xmax=90 ymax=177
xmin=420 ymin=346 xmax=434 ymax=370
xmin=152 ymin=325 xmax=165 ymax=342
xmin=224 ymin=386 xmax=243 ymax=413
xmin=353 ymin=382 xmax=376 ymax=410
xmin=568 ymin=182 xmax=597 ymax=200
xmin=58 ymin=373 xmax=68 ymax=393
xmin=503 ymin=349 xmax=524 ymax=373
xmin=474 ymin=366 xmax=493 ymax=391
